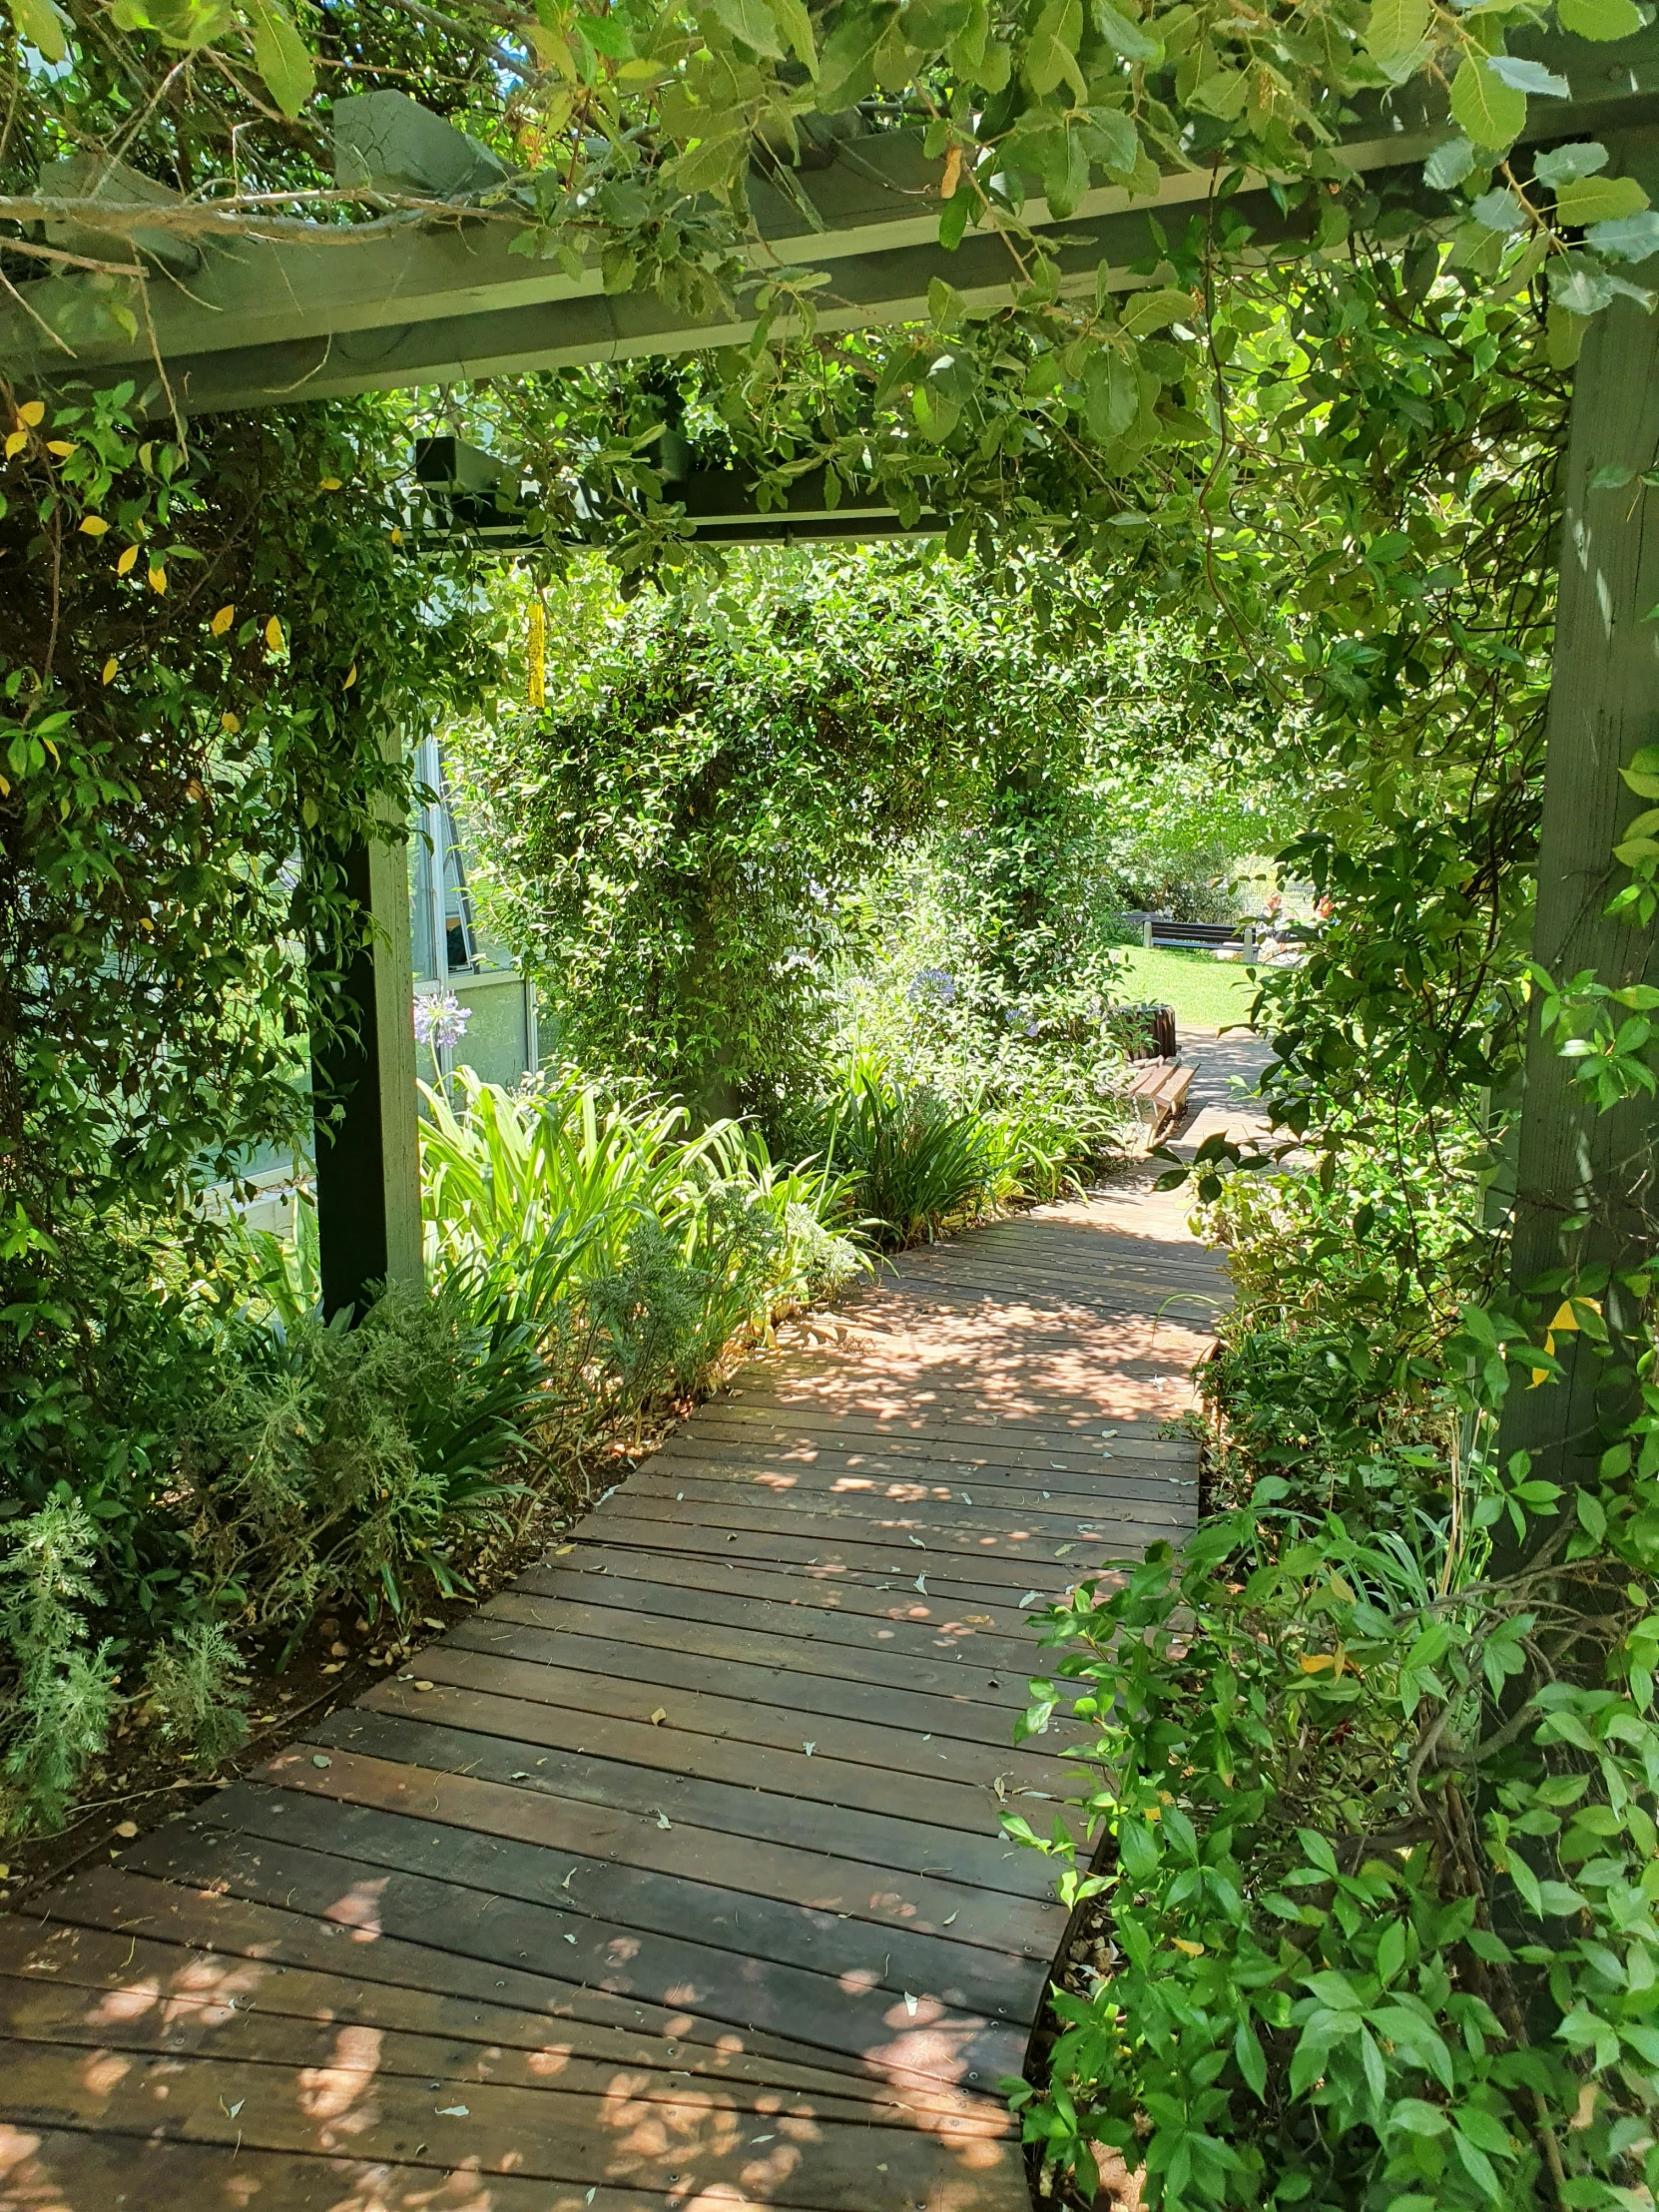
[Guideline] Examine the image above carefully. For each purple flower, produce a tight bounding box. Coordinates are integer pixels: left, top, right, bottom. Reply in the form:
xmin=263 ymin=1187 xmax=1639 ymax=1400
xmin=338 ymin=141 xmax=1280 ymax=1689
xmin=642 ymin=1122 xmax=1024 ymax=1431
xmin=907 ymin=967 xmax=957 ymax=1005
xmin=414 ymin=988 xmax=471 ymax=1051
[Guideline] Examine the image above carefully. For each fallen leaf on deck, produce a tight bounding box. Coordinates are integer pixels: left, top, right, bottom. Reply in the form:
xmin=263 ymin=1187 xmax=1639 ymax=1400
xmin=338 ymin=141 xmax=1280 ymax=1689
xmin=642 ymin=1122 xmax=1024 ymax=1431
xmin=803 ymin=1741 xmax=816 ymax=1756
xmin=435 ymin=2104 xmax=470 ymax=2116
xmin=114 ymin=1821 xmax=138 ymax=1839
xmin=650 ymin=1707 xmax=667 ymax=1725
xmin=310 ymin=1755 xmax=331 ymax=1769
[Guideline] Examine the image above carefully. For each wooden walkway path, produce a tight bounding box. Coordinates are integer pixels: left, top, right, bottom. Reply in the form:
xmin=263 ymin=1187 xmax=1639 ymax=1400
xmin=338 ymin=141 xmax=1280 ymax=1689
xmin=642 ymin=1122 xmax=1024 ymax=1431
xmin=0 ymin=1183 xmax=1219 ymax=2212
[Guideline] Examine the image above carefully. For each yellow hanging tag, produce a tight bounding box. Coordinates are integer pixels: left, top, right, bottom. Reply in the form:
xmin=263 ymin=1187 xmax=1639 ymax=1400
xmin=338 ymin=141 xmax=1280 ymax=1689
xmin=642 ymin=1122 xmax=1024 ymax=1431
xmin=528 ymin=597 xmax=546 ymax=709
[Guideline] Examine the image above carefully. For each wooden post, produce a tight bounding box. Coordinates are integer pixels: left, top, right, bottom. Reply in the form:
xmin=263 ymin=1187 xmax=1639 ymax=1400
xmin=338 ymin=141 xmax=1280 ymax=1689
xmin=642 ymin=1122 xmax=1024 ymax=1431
xmin=1491 ymin=140 xmax=1659 ymax=1537
xmin=308 ymin=757 xmax=423 ymax=1320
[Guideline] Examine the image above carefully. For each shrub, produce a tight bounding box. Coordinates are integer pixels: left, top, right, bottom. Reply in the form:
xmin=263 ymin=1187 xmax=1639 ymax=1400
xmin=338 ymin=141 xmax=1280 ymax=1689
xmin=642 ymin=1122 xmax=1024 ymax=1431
xmin=823 ymin=1056 xmax=999 ymax=1246
xmin=172 ymin=1278 xmax=540 ymax=1634
xmin=0 ymin=1499 xmax=121 ymax=1834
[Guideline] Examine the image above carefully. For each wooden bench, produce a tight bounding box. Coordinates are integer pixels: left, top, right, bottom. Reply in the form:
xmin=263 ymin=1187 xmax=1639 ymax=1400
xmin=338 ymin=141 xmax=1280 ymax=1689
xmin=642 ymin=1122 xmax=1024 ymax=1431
xmin=1128 ymin=1058 xmax=1196 ymax=1141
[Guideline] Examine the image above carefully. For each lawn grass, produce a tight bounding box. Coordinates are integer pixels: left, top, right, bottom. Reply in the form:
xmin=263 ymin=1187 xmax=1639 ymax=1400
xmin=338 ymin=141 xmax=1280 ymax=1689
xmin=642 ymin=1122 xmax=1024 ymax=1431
xmin=1114 ymin=944 xmax=1262 ymax=1032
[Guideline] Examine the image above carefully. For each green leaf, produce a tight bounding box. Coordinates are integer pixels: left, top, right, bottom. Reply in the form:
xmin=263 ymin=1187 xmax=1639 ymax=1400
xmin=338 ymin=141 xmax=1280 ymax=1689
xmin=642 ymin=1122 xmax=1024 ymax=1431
xmin=1188 ymin=68 xmax=1249 ymax=120
xmin=1558 ymin=0 xmax=1642 ymax=37
xmin=1558 ymin=174 xmax=1649 ymax=228
xmin=1534 ymin=140 xmax=1608 ymax=187
xmin=1450 ymin=55 xmax=1527 ymax=151
xmin=1377 ymin=1917 xmax=1406 ymax=1983
xmin=1470 ymin=187 xmax=1524 ymax=234
xmin=10 ymin=0 xmax=68 ymax=60
xmin=1234 ymin=2017 xmax=1267 ymax=2098
xmin=1487 ymin=54 xmax=1568 ymax=98
xmin=1024 ymin=0 xmax=1084 ymax=98
xmin=245 ymin=0 xmax=314 ymax=118
xmin=1297 ymin=1825 xmax=1339 ymax=1878
xmin=1366 ymin=0 xmax=1426 ymax=61
xmin=769 ymin=0 xmax=817 ymax=66
xmin=710 ymin=0 xmax=785 ymax=58
xmin=1591 ymin=211 xmax=1659 ymax=263
xmin=1082 ymin=348 xmax=1139 ymax=440
xmin=1092 ymin=0 xmax=1161 ymax=60
xmin=1121 ymin=285 xmax=1194 ymax=336
xmin=1390 ymin=2099 xmax=1449 ymax=2138
xmin=1423 ymin=136 xmax=1475 ymax=191
xmin=1080 ymin=106 xmax=1138 ymax=173
xmin=663 ymin=127 xmax=753 ymax=193
xmin=815 ymin=3 xmax=892 ymax=109
xmin=581 ymin=10 xmax=633 ymax=55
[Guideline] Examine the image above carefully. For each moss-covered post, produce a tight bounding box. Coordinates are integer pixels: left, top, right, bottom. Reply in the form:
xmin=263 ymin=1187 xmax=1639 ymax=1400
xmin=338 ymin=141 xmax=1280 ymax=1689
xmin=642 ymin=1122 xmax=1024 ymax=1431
xmin=1490 ymin=137 xmax=1659 ymax=1544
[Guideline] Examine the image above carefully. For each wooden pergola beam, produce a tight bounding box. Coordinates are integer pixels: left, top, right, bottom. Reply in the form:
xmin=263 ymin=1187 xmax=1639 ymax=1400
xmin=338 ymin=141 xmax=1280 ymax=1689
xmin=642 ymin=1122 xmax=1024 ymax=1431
xmin=8 ymin=25 xmax=1655 ymax=413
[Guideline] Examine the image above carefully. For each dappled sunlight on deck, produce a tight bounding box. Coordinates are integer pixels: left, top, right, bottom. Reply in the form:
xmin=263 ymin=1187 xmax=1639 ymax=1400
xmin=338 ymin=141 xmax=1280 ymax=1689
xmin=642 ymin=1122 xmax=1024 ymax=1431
xmin=0 ymin=1186 xmax=1217 ymax=2211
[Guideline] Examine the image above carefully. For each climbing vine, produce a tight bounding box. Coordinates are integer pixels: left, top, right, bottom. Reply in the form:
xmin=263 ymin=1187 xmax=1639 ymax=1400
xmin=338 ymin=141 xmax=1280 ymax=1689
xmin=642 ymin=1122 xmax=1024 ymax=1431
xmin=0 ymin=377 xmax=498 ymax=1573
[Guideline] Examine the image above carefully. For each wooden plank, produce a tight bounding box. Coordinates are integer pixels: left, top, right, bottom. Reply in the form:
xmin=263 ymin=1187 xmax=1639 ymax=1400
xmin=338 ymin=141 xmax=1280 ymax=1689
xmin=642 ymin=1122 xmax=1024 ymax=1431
xmin=22 ymin=1868 xmax=870 ymax=2090
xmin=503 ymin=1557 xmax=1046 ymax=1664
xmin=121 ymin=1812 xmax=1032 ymax=2088
xmin=437 ymin=1616 xmax=1061 ymax=1759
xmin=571 ymin=1489 xmax=1184 ymax=1563
xmin=0 ymin=1969 xmax=959 ymax=2126
xmin=679 ymin=1405 xmax=1200 ymax=1456
xmin=622 ymin=1464 xmax=1192 ymax=1532
xmin=684 ymin=1392 xmax=1205 ymax=1439
xmin=645 ymin=1449 xmax=1197 ymax=1513
xmin=567 ymin=1509 xmax=1161 ymax=1590
xmin=0 ymin=2035 xmax=1026 ymax=2210
xmin=511 ymin=1548 xmax=1081 ymax=1644
xmin=234 ymin=1759 xmax=1051 ymax=1995
xmin=0 ymin=1929 xmax=902 ymax=2106
xmin=256 ymin=1736 xmax=1060 ymax=1958
xmin=0 ymin=2125 xmax=851 ymax=2212
xmin=476 ymin=1587 xmax=1035 ymax=1712
xmin=320 ymin=1695 xmax=1057 ymax=1896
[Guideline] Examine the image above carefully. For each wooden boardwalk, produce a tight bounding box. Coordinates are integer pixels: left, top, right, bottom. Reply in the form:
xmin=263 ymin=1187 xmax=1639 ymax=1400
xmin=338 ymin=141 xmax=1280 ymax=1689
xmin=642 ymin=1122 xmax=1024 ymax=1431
xmin=0 ymin=1184 xmax=1218 ymax=2212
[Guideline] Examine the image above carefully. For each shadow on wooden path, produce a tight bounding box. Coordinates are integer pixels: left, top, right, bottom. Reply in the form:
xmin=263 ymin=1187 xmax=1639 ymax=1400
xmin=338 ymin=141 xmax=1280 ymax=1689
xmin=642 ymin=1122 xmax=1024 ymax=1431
xmin=0 ymin=1179 xmax=1220 ymax=2212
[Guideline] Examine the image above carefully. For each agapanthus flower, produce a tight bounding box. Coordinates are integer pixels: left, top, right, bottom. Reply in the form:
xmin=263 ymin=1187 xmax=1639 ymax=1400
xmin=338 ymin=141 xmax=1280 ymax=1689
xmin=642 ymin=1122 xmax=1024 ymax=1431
xmin=413 ymin=988 xmax=471 ymax=1050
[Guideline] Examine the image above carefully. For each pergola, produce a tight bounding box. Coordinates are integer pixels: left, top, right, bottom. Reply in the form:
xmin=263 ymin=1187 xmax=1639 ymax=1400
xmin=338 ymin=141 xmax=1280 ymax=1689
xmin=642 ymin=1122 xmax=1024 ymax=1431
xmin=13 ymin=48 xmax=1659 ymax=1514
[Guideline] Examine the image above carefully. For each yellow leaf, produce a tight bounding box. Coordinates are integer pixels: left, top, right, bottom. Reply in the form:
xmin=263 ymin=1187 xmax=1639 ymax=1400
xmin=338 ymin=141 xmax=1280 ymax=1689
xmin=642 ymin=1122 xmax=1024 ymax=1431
xmin=46 ymin=440 xmax=76 ymax=457
xmin=114 ymin=1820 xmax=138 ymax=1840
xmin=265 ymin=616 xmax=284 ymax=652
xmin=649 ymin=1707 xmax=668 ymax=1726
xmin=1172 ymin=1938 xmax=1205 ymax=1956
xmin=3 ymin=431 xmax=26 ymax=460
xmin=211 ymin=604 xmax=236 ymax=636
xmin=0 ymin=775 xmax=9 ymax=798
xmin=116 ymin=545 xmax=139 ymax=575
xmin=147 ymin=566 xmax=167 ymax=595
xmin=1300 ymin=1653 xmax=1335 ymax=1672
xmin=138 ymin=915 xmax=153 ymax=931
xmin=221 ymin=712 xmax=242 ymax=733
xmin=101 ymin=657 xmax=118 ymax=685
xmin=17 ymin=401 xmax=45 ymax=427
xmin=342 ymin=663 xmax=357 ymax=689
xmin=389 ymin=525 xmax=404 ymax=545
xmin=79 ymin=514 xmax=109 ymax=535
xmin=319 ymin=475 xmax=342 ymax=490
xmin=1528 ymin=1367 xmax=1550 ymax=1388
